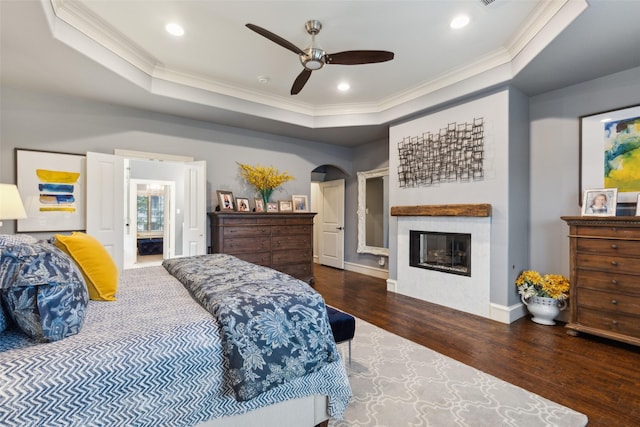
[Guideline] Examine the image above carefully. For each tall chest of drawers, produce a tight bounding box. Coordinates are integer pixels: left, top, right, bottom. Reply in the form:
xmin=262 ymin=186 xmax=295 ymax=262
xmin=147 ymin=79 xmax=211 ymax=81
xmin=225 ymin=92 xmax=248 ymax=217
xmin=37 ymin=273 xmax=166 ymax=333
xmin=561 ymin=216 xmax=640 ymax=346
xmin=209 ymin=211 xmax=316 ymax=284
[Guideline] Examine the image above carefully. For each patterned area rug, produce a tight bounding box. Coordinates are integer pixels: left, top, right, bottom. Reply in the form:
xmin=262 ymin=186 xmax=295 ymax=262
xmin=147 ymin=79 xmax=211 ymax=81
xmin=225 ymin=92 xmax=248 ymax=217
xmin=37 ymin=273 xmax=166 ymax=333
xmin=331 ymin=318 xmax=588 ymax=427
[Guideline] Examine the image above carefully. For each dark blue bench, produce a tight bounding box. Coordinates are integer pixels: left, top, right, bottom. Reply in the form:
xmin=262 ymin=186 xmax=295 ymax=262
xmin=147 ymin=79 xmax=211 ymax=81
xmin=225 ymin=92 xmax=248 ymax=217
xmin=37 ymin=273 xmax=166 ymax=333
xmin=137 ymin=238 xmax=163 ymax=255
xmin=326 ymin=306 xmax=355 ymax=363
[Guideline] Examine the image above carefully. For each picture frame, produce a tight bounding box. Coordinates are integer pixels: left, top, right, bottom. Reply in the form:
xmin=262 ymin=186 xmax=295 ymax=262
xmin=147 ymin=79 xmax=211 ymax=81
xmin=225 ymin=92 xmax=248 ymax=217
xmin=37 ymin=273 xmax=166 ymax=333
xmin=292 ymin=195 xmax=309 ymax=212
xmin=580 ymin=104 xmax=640 ymax=205
xmin=278 ymin=200 xmax=293 ymax=212
xmin=581 ymin=188 xmax=617 ymax=216
xmin=636 ymin=194 xmax=640 ymax=216
xmin=254 ymin=198 xmax=265 ymax=212
xmin=216 ymin=190 xmax=235 ymax=211
xmin=16 ymin=149 xmax=86 ymax=232
xmin=266 ymin=202 xmax=278 ymax=212
xmin=235 ymin=197 xmax=250 ymax=212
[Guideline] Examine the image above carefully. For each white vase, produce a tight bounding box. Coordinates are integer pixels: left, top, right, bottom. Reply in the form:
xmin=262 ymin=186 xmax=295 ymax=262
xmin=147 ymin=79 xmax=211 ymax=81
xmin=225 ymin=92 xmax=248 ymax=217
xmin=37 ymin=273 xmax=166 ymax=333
xmin=521 ymin=295 xmax=567 ymax=325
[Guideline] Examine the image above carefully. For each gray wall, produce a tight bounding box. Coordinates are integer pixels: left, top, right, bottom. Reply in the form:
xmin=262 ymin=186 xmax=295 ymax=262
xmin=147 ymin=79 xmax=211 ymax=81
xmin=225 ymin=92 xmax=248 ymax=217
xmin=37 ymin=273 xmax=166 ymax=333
xmin=2 ymin=64 xmax=638 ymax=284
xmin=529 ymin=66 xmax=640 ymax=278
xmin=0 ymin=87 xmax=371 ymax=258
xmin=347 ymin=138 xmax=389 ymax=269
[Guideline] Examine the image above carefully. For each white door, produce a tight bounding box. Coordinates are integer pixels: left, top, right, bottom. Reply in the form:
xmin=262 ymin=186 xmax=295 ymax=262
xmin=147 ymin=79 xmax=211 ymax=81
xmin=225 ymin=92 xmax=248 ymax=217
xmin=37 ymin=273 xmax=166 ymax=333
xmin=318 ymin=179 xmax=345 ymax=269
xmin=162 ymin=183 xmax=176 ymax=258
xmin=182 ymin=161 xmax=206 ymax=256
xmin=86 ymin=152 xmax=125 ymax=273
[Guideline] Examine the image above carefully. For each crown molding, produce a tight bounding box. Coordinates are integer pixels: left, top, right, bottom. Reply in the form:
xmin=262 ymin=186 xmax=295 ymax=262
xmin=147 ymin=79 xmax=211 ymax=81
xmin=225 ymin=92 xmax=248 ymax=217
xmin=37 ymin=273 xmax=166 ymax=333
xmin=44 ymin=0 xmax=587 ymax=127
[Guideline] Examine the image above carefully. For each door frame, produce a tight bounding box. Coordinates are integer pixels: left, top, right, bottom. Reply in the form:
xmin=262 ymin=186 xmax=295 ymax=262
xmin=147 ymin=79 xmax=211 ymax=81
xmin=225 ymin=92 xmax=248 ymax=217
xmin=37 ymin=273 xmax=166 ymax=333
xmin=316 ymin=179 xmax=345 ymax=269
xmin=125 ymin=178 xmax=176 ymax=269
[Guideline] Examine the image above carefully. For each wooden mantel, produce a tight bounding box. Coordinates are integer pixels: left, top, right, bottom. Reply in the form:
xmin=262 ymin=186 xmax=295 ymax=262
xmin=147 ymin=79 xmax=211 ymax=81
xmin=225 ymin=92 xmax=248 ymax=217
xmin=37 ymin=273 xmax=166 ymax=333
xmin=390 ymin=204 xmax=492 ymax=217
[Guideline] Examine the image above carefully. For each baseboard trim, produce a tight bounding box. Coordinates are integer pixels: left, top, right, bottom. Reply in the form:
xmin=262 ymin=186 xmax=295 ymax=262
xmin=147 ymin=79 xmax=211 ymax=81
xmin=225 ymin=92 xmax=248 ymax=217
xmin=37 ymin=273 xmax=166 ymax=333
xmin=343 ymin=262 xmax=389 ymax=280
xmin=490 ymin=302 xmax=527 ymax=324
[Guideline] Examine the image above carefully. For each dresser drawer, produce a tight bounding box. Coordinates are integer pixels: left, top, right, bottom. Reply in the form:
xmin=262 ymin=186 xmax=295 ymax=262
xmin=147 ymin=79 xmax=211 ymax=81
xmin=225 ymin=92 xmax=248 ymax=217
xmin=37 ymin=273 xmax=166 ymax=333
xmin=577 ymin=288 xmax=640 ymax=317
xmin=223 ymin=226 xmax=271 ymax=237
xmin=576 ymin=238 xmax=639 ymax=257
xmin=272 ymin=235 xmax=312 ymax=250
xmin=575 ymin=226 xmax=640 ymax=239
xmin=223 ymin=236 xmax=270 ymax=253
xmin=271 ymin=225 xmax=312 ymax=236
xmin=576 ymin=306 xmax=640 ymax=338
xmin=576 ymin=253 xmax=640 ymax=275
xmin=274 ymin=263 xmax=312 ymax=280
xmin=234 ymin=251 xmax=271 ymax=266
xmin=272 ymin=249 xmax=312 ymax=264
xmin=576 ymin=270 xmax=639 ymax=294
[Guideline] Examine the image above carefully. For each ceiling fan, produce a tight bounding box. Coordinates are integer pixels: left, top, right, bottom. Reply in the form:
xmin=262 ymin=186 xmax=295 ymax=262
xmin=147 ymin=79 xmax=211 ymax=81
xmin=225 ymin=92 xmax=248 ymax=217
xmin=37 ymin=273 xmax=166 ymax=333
xmin=246 ymin=20 xmax=394 ymax=95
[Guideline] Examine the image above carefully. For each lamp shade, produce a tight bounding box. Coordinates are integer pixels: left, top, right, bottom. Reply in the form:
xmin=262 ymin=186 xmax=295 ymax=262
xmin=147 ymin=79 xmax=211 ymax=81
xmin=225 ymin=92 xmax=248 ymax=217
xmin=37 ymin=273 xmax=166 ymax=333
xmin=0 ymin=184 xmax=27 ymax=220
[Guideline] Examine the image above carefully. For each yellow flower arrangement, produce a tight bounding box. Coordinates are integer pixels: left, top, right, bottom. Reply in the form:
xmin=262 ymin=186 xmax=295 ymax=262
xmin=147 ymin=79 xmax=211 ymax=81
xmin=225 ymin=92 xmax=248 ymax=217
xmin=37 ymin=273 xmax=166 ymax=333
xmin=516 ymin=270 xmax=570 ymax=301
xmin=237 ymin=162 xmax=294 ymax=203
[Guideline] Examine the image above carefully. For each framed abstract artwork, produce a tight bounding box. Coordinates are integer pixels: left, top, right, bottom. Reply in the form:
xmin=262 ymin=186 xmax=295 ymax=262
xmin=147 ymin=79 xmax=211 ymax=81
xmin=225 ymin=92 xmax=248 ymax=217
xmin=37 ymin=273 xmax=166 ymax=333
xmin=16 ymin=149 xmax=86 ymax=232
xmin=580 ymin=104 xmax=640 ymax=205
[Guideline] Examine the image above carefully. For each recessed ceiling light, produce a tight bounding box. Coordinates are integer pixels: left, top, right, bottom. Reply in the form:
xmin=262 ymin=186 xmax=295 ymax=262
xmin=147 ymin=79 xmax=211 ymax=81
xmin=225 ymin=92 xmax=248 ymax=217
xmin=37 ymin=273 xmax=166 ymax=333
xmin=450 ymin=15 xmax=470 ymax=30
xmin=337 ymin=82 xmax=350 ymax=92
xmin=165 ymin=23 xmax=185 ymax=37
xmin=257 ymin=76 xmax=270 ymax=84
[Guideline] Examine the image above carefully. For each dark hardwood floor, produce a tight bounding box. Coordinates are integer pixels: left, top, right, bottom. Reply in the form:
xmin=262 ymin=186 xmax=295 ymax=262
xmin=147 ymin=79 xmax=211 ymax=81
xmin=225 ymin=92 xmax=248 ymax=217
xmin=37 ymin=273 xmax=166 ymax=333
xmin=313 ymin=264 xmax=640 ymax=427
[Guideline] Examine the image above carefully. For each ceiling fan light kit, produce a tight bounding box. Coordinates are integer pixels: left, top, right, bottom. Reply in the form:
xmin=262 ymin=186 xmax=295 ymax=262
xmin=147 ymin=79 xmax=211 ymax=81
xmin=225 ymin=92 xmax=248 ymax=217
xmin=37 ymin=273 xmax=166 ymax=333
xmin=246 ymin=20 xmax=394 ymax=95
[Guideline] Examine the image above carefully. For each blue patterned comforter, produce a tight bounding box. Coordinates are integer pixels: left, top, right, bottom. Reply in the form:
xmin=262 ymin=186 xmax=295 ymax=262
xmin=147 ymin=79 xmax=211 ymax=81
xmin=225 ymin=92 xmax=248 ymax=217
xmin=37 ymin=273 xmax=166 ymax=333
xmin=0 ymin=263 xmax=351 ymax=426
xmin=162 ymin=254 xmax=342 ymax=402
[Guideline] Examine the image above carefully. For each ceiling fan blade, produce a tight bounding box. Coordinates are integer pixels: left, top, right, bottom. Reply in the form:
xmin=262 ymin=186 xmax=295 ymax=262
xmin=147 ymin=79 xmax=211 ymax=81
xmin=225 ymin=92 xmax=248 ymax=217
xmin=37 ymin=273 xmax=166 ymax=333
xmin=326 ymin=50 xmax=394 ymax=65
xmin=246 ymin=23 xmax=305 ymax=56
xmin=291 ymin=69 xmax=312 ymax=95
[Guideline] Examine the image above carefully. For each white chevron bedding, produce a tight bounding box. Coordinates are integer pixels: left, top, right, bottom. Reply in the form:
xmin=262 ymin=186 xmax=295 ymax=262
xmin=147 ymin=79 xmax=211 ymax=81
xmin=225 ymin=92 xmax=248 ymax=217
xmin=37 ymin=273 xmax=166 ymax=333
xmin=0 ymin=265 xmax=351 ymax=427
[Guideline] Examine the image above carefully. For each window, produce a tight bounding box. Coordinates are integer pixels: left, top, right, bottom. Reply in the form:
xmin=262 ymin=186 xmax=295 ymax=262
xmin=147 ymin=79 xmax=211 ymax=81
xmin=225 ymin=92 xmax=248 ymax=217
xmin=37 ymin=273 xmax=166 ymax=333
xmin=137 ymin=185 xmax=164 ymax=232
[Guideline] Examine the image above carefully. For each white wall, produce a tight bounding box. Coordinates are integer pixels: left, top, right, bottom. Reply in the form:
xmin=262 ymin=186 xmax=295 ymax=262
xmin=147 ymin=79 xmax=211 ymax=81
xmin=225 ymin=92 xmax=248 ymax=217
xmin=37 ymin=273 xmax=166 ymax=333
xmin=529 ymin=66 xmax=640 ymax=277
xmin=389 ymin=88 xmax=530 ymax=322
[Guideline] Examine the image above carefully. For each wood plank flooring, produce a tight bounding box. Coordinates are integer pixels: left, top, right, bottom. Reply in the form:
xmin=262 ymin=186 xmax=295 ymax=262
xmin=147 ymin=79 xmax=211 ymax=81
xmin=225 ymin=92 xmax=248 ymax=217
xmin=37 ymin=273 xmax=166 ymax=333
xmin=313 ymin=264 xmax=640 ymax=427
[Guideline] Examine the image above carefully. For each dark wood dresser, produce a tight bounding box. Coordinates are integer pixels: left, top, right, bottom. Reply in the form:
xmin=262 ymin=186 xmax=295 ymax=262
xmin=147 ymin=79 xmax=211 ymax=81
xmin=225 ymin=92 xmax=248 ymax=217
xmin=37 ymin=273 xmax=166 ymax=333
xmin=209 ymin=211 xmax=316 ymax=284
xmin=561 ymin=216 xmax=640 ymax=346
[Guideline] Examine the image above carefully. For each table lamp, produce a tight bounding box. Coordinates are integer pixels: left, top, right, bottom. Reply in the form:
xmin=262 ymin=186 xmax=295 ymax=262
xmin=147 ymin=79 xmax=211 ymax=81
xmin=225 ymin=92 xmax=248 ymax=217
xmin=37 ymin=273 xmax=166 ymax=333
xmin=0 ymin=183 xmax=27 ymax=227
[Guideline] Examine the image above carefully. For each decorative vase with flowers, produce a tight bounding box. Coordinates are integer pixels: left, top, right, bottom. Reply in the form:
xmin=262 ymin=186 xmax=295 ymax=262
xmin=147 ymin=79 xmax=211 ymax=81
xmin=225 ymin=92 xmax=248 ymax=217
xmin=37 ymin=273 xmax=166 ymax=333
xmin=237 ymin=162 xmax=294 ymax=209
xmin=516 ymin=270 xmax=570 ymax=325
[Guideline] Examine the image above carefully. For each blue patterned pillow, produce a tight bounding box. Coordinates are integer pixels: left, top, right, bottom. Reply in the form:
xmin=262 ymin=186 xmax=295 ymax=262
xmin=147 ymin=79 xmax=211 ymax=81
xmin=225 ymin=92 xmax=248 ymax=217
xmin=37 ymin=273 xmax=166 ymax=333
xmin=0 ymin=303 xmax=7 ymax=333
xmin=0 ymin=241 xmax=89 ymax=342
xmin=0 ymin=234 xmax=38 ymax=247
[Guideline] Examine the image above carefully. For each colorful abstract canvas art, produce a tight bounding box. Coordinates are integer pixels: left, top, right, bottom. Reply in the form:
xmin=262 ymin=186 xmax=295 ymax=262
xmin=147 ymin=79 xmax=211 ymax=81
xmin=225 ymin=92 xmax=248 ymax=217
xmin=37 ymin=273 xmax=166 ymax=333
xmin=16 ymin=149 xmax=86 ymax=232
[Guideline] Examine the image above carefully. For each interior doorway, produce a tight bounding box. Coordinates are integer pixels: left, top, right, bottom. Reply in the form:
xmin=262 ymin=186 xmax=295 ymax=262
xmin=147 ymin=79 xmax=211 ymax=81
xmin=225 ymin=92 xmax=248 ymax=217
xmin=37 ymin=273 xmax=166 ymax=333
xmin=310 ymin=165 xmax=348 ymax=269
xmin=125 ymin=179 xmax=176 ymax=269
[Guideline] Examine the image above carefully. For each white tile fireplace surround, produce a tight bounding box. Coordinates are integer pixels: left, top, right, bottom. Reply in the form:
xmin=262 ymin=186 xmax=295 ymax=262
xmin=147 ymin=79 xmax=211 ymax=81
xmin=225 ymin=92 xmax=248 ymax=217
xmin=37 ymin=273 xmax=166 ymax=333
xmin=392 ymin=205 xmax=492 ymax=319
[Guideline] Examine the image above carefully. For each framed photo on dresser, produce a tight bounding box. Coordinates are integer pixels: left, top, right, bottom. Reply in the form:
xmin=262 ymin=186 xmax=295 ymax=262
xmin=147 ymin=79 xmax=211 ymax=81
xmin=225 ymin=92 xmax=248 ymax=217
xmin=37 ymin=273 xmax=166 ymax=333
xmin=235 ymin=197 xmax=250 ymax=212
xmin=581 ymin=188 xmax=617 ymax=216
xmin=216 ymin=190 xmax=235 ymax=211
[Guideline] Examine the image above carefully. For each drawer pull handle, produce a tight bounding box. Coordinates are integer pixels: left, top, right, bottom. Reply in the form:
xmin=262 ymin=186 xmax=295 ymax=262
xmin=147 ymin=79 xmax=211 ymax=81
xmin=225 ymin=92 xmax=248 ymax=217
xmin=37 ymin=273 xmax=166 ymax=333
xmin=611 ymin=300 xmax=618 ymax=305
xmin=611 ymin=279 xmax=618 ymax=285
xmin=611 ymin=261 xmax=618 ymax=266
xmin=612 ymin=320 xmax=618 ymax=325
xmin=611 ymin=244 xmax=618 ymax=249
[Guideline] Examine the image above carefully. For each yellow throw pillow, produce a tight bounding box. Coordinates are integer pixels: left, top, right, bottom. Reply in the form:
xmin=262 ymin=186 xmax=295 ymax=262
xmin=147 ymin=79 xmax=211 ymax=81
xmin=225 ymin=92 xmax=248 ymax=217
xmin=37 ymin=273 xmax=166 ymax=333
xmin=55 ymin=232 xmax=118 ymax=301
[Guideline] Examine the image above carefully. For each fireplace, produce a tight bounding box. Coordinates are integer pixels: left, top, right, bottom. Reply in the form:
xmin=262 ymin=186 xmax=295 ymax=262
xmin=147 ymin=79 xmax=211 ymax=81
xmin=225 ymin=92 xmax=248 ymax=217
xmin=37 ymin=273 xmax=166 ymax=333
xmin=409 ymin=230 xmax=471 ymax=276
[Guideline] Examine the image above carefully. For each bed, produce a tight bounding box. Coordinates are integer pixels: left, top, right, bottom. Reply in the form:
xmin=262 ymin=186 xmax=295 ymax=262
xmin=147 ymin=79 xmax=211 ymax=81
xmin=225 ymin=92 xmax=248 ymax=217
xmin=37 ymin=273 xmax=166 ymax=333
xmin=0 ymin=238 xmax=351 ymax=427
